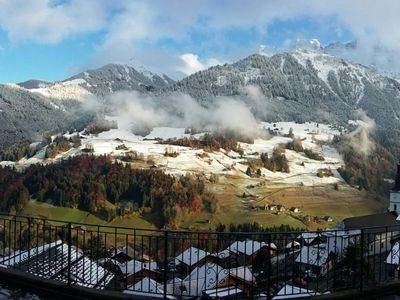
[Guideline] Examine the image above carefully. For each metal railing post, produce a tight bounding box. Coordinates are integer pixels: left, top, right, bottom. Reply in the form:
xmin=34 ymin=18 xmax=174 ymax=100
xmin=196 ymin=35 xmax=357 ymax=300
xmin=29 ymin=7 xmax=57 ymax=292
xmin=2 ymin=213 xmax=397 ymax=298
xmin=267 ymin=232 xmax=272 ymax=300
xmin=67 ymin=222 xmax=72 ymax=287
xmin=359 ymin=228 xmax=364 ymax=292
xmin=13 ymin=216 xmax=17 ymax=254
xmin=27 ymin=217 xmax=31 ymax=270
xmin=163 ymin=230 xmax=168 ymax=300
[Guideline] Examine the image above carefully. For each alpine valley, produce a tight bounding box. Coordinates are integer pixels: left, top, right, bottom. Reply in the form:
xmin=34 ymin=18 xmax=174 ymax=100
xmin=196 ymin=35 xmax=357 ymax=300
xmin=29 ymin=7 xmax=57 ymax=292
xmin=0 ymin=42 xmax=398 ymax=230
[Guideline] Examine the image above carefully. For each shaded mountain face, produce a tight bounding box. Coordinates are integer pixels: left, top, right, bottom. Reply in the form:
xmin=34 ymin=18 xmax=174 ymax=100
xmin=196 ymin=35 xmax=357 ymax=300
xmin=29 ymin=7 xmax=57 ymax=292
xmin=0 ymin=64 xmax=175 ymax=148
xmin=163 ymin=50 xmax=400 ymax=132
xmin=0 ymin=84 xmax=94 ymax=149
xmin=65 ymin=64 xmax=175 ymax=97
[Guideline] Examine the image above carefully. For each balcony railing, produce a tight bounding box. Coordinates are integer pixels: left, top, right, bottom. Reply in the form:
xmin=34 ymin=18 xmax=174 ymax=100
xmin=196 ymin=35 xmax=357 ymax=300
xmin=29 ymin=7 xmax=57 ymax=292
xmin=0 ymin=214 xmax=399 ymax=299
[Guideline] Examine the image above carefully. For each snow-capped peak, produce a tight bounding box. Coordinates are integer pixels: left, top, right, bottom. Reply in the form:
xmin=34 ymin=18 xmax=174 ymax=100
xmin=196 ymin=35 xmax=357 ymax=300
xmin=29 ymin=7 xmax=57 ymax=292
xmin=258 ymin=44 xmax=277 ymax=57
xmin=290 ymin=38 xmax=322 ymax=52
xmin=309 ymin=39 xmax=321 ymax=50
xmin=126 ymin=59 xmax=164 ymax=80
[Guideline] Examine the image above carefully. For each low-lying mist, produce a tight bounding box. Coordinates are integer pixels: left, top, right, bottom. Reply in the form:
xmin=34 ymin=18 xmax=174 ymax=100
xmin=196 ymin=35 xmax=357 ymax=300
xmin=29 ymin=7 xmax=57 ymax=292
xmin=346 ymin=109 xmax=376 ymax=156
xmin=83 ymin=87 xmax=377 ymax=153
xmin=89 ymin=85 xmax=270 ymax=140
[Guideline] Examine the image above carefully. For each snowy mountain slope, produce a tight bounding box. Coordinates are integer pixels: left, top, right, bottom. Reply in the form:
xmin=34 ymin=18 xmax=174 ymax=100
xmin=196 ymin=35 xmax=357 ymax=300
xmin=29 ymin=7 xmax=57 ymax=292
xmin=0 ymin=63 xmax=176 ymax=147
xmin=162 ymin=49 xmax=400 ymax=134
xmin=18 ymin=64 xmax=175 ymax=102
xmin=324 ymin=41 xmax=400 ymax=80
xmin=65 ymin=63 xmax=175 ymax=98
xmin=0 ymin=84 xmax=93 ymax=149
xmin=2 ymin=120 xmax=344 ymax=188
xmin=4 ymin=48 xmax=400 ymax=154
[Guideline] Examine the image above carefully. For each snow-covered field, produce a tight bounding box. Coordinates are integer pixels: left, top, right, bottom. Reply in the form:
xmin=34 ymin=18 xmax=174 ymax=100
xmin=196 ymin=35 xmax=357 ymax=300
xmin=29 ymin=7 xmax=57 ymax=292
xmin=2 ymin=120 xmax=345 ymax=187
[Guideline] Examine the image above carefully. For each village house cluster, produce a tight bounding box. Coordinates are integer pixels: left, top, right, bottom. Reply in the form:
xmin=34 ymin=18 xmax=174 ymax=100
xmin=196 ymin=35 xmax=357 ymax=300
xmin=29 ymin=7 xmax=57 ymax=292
xmin=1 ymin=164 xmax=400 ymax=299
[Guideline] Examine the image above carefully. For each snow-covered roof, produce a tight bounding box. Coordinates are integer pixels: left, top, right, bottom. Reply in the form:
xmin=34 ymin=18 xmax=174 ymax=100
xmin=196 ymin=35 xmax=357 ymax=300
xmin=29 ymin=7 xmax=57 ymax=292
xmin=273 ymin=285 xmax=322 ymax=299
xmin=321 ymin=229 xmax=359 ymax=254
xmin=295 ymin=245 xmax=329 ymax=267
xmin=185 ymin=262 xmax=228 ymax=282
xmin=174 ymin=247 xmax=209 ymax=267
xmin=229 ymin=266 xmax=254 ymax=283
xmin=113 ymin=246 xmax=136 ymax=259
xmin=386 ymin=242 xmax=400 ymax=265
xmin=112 ymin=258 xmax=157 ymax=276
xmin=172 ymin=275 xmax=234 ymax=298
xmin=124 ymin=277 xmax=176 ymax=299
xmin=53 ymin=255 xmax=113 ymax=289
xmin=297 ymin=232 xmax=320 ymax=243
xmin=0 ymin=240 xmax=62 ymax=267
xmin=167 ymin=277 xmax=183 ymax=285
xmin=167 ymin=277 xmax=207 ymax=297
xmin=322 ymin=229 xmax=360 ymax=238
xmin=210 ymin=248 xmax=231 ymax=259
xmin=125 ymin=276 xmax=163 ymax=294
xmin=228 ymin=240 xmax=277 ymax=256
xmin=286 ymin=241 xmax=301 ymax=249
xmin=203 ymin=286 xmax=243 ymax=298
xmin=0 ymin=241 xmax=113 ymax=289
xmin=175 ymin=262 xmax=229 ymax=296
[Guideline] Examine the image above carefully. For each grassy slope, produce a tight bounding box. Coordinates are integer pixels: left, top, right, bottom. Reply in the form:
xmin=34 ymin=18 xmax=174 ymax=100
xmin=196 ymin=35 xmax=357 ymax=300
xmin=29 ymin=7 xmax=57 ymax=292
xmin=21 ymin=173 xmax=385 ymax=232
xmin=181 ymin=175 xmax=386 ymax=231
xmin=22 ymin=201 xmax=154 ymax=230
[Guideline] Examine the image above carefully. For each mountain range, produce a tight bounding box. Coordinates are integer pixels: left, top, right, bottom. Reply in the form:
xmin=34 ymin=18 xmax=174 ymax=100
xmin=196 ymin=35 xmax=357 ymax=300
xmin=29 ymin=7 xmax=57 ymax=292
xmin=163 ymin=50 xmax=400 ymax=149
xmin=1 ymin=43 xmax=400 ymax=154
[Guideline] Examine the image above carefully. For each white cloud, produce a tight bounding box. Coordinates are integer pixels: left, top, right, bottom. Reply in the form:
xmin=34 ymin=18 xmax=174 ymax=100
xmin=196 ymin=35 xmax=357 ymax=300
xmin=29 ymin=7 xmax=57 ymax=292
xmin=178 ymin=53 xmax=223 ymax=75
xmin=305 ymin=0 xmax=400 ymax=74
xmin=90 ymin=0 xmax=400 ymax=75
xmin=2 ymin=0 xmax=400 ymax=75
xmin=0 ymin=0 xmax=110 ymax=43
xmin=179 ymin=54 xmax=205 ymax=74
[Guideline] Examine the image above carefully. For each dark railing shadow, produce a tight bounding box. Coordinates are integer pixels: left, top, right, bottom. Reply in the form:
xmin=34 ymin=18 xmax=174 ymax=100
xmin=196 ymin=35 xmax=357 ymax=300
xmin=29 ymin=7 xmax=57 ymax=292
xmin=0 ymin=214 xmax=400 ymax=299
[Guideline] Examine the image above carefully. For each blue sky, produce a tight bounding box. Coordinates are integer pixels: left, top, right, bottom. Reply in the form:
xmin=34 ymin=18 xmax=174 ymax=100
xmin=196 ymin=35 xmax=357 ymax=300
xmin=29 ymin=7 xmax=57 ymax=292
xmin=0 ymin=30 xmax=100 ymax=82
xmin=0 ymin=0 xmax=398 ymax=82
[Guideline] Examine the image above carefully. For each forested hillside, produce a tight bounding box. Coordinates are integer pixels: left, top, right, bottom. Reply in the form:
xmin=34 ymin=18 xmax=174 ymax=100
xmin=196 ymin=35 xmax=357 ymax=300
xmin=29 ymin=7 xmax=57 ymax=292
xmin=162 ymin=51 xmax=400 ymax=157
xmin=0 ymin=155 xmax=216 ymax=228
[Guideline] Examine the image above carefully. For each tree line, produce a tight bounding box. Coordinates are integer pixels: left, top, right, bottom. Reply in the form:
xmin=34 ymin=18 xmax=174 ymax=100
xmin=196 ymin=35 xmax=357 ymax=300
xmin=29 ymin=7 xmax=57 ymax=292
xmin=333 ymin=135 xmax=395 ymax=197
xmin=0 ymin=155 xmax=216 ymax=228
xmin=160 ymin=132 xmax=248 ymax=153
xmin=0 ymin=142 xmax=39 ymax=162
